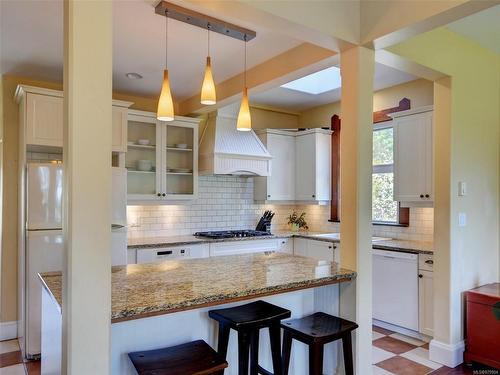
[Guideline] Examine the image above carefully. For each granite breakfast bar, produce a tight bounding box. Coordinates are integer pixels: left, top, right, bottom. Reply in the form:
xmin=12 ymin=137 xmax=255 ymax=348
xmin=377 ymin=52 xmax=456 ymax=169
xmin=39 ymin=252 xmax=356 ymax=374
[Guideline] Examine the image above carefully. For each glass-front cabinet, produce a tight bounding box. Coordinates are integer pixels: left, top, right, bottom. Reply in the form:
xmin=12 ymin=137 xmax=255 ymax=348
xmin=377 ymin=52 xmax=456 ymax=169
xmin=126 ymin=110 xmax=199 ymax=203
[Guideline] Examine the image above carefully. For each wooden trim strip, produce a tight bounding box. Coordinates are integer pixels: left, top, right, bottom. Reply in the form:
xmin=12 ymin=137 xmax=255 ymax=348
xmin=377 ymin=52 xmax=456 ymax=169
xmin=373 ymin=97 xmax=410 ymax=123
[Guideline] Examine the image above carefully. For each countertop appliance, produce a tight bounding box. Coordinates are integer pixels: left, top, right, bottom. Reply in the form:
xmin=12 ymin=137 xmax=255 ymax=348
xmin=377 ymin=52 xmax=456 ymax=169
xmin=21 ymin=163 xmax=127 ymax=359
xmin=372 ymin=249 xmax=419 ymax=331
xmin=194 ymin=230 xmax=271 ymax=239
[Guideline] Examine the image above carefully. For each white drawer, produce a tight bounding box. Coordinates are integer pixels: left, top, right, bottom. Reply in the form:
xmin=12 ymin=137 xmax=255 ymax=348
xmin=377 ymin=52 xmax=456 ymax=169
xmin=209 ymin=239 xmax=279 ymax=257
xmin=418 ymin=254 xmax=434 ymax=271
xmin=136 ymin=244 xmax=209 ymax=264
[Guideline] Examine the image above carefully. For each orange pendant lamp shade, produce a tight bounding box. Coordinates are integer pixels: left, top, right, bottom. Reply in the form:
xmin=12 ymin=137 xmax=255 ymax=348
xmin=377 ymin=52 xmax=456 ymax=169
xmin=200 ymin=56 xmax=216 ymax=105
xmin=157 ymin=69 xmax=174 ymax=121
xmin=237 ymin=87 xmax=251 ymax=131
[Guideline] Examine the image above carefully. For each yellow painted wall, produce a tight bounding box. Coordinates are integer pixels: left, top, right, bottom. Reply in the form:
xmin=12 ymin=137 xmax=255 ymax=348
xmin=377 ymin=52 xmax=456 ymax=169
xmin=390 ymin=28 xmax=500 ymax=345
xmin=298 ymin=78 xmax=433 ymax=128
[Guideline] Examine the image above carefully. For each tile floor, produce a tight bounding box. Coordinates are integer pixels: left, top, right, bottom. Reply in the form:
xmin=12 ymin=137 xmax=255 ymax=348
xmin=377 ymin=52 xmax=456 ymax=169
xmin=0 ymin=339 xmax=40 ymax=375
xmin=0 ymin=331 xmax=497 ymax=374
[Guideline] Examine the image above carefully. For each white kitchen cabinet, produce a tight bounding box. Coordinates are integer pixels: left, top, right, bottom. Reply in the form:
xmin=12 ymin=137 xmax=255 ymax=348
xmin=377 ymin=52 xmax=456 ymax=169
xmin=254 ymin=130 xmax=296 ymax=201
xmin=391 ymin=106 xmax=433 ymax=206
xmin=112 ymin=105 xmax=129 ymax=153
xmin=293 ymin=238 xmax=338 ymax=262
xmin=209 ymin=239 xmax=279 ymax=257
xmin=418 ymin=254 xmax=434 ymax=336
xmin=295 ymin=129 xmax=331 ymax=202
xmin=26 ymin=92 xmax=63 ymax=148
xmin=15 ymin=85 xmax=133 ymax=152
xmin=126 ymin=109 xmax=199 ymax=203
xmin=254 ymin=129 xmax=331 ymax=203
xmin=136 ymin=243 xmax=209 ymax=264
xmin=276 ymin=238 xmax=293 ymax=254
xmin=418 ymin=270 xmax=434 ymax=336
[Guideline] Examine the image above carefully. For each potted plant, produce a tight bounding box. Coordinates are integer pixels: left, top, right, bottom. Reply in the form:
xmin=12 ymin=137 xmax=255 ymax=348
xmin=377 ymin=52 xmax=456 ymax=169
xmin=287 ymin=211 xmax=308 ymax=232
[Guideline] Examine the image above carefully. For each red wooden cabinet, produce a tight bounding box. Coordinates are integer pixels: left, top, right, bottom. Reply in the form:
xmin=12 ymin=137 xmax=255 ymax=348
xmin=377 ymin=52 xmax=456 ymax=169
xmin=464 ymin=283 xmax=500 ymax=369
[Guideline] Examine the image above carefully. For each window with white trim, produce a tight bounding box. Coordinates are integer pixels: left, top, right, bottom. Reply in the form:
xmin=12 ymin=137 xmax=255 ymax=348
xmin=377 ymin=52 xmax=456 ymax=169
xmin=372 ymin=124 xmax=398 ymax=223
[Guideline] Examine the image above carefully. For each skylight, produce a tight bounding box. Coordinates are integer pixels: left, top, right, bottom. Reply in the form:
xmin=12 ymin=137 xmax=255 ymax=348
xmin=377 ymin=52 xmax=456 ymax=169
xmin=281 ymin=66 xmax=341 ymax=95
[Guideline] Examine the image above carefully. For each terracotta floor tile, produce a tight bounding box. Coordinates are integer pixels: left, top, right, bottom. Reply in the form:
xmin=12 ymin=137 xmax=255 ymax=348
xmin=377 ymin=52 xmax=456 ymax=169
xmin=373 ymin=336 xmax=418 ymax=355
xmin=377 ymin=356 xmax=433 ymax=375
xmin=373 ymin=325 xmax=395 ymax=335
xmin=0 ymin=350 xmax=23 ymax=368
xmin=25 ymin=360 xmax=41 ymax=375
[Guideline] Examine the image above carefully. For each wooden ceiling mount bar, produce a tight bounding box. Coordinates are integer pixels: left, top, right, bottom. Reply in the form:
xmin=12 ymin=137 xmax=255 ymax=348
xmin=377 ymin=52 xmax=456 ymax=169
xmin=155 ymin=1 xmax=256 ymax=41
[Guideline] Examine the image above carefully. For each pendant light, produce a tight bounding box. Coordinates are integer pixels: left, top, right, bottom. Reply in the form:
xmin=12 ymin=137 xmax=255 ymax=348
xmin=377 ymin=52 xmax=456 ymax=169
xmin=157 ymin=10 xmax=174 ymax=121
xmin=200 ymin=23 xmax=216 ymax=105
xmin=237 ymin=35 xmax=251 ymax=131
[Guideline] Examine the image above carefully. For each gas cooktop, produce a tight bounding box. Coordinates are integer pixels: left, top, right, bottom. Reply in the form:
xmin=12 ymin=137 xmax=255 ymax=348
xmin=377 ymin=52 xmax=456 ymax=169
xmin=194 ymin=230 xmax=272 ymax=239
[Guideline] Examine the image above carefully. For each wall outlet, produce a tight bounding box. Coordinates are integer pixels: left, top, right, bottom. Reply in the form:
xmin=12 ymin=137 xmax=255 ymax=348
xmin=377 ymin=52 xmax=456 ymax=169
xmin=458 ymin=212 xmax=467 ymax=227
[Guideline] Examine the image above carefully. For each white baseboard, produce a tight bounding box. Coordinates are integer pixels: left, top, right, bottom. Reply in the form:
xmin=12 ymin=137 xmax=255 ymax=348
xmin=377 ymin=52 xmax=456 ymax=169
xmin=0 ymin=321 xmax=18 ymax=341
xmin=373 ymin=319 xmax=431 ymax=341
xmin=429 ymin=339 xmax=465 ymax=367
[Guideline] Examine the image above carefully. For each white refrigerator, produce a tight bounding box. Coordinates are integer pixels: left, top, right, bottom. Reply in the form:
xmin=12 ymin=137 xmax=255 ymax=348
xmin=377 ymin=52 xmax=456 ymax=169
xmin=22 ymin=163 xmax=127 ymax=359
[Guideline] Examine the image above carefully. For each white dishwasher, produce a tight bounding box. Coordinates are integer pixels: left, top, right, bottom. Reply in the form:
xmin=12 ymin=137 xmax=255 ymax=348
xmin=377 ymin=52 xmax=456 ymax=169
xmin=373 ymin=249 xmax=419 ymax=331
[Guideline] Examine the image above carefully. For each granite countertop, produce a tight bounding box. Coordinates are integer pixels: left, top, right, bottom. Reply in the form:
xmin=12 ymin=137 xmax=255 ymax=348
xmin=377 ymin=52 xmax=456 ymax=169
xmin=128 ymin=232 xmax=433 ymax=254
xmin=372 ymin=239 xmax=434 ymax=254
xmin=39 ymin=252 xmax=356 ymax=323
xmin=127 ymin=231 xmax=340 ymax=249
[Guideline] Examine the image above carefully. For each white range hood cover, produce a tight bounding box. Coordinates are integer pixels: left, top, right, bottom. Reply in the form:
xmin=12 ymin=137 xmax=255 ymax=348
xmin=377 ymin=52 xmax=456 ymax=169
xmin=199 ymin=105 xmax=272 ymax=176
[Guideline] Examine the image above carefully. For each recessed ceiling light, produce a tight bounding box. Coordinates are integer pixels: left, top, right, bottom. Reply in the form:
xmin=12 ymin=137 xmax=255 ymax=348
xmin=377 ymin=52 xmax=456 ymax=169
xmin=126 ymin=72 xmax=143 ymax=80
xmin=281 ymin=66 xmax=341 ymax=95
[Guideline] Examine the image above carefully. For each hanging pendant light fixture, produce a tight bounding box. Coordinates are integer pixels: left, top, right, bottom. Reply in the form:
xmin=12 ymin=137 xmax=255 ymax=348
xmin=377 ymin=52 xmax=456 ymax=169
xmin=157 ymin=10 xmax=175 ymax=121
xmin=237 ymin=35 xmax=251 ymax=131
xmin=200 ymin=23 xmax=216 ymax=105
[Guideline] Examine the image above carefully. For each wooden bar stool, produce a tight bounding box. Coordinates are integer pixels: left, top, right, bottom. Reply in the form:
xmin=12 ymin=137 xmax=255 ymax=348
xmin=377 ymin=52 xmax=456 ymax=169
xmin=209 ymin=300 xmax=291 ymax=375
xmin=128 ymin=340 xmax=228 ymax=375
xmin=281 ymin=312 xmax=358 ymax=375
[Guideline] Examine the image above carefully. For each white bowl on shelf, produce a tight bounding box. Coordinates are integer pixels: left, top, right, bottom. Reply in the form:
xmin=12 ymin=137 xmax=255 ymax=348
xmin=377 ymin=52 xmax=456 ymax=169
xmin=175 ymin=143 xmax=188 ymax=149
xmin=137 ymin=139 xmax=151 ymax=146
xmin=137 ymin=160 xmax=153 ymax=171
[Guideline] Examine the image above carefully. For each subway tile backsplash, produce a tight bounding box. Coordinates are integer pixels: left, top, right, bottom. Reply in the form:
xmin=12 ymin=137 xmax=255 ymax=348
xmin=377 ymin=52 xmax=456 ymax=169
xmin=127 ymin=175 xmax=433 ymax=242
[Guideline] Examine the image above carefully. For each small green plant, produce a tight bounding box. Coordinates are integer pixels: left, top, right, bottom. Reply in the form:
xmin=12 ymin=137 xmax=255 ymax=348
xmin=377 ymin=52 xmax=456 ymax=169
xmin=287 ymin=211 xmax=308 ymax=230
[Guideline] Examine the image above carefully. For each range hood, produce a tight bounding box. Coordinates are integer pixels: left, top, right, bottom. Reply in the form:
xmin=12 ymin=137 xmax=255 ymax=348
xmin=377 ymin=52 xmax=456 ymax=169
xmin=199 ymin=105 xmax=272 ymax=176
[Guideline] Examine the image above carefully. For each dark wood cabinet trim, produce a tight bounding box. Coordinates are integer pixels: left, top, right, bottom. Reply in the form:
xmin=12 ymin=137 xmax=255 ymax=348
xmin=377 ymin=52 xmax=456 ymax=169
xmin=330 ymin=98 xmax=411 ymax=226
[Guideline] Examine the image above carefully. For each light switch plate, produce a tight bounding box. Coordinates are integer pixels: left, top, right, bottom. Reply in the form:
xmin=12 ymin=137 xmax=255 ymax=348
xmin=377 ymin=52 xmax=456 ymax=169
xmin=459 ymin=212 xmax=467 ymax=227
xmin=458 ymin=181 xmax=467 ymax=196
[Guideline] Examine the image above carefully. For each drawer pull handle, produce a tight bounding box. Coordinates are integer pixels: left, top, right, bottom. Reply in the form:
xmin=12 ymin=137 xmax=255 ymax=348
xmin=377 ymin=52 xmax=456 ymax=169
xmin=425 ymin=259 xmax=434 ymax=264
xmin=157 ymin=250 xmax=173 ymax=256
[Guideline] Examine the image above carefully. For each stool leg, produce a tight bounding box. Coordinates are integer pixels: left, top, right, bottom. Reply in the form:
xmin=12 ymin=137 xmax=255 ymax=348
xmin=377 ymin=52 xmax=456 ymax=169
xmin=342 ymin=333 xmax=354 ymax=375
xmin=218 ymin=324 xmax=231 ymax=359
xmin=282 ymin=330 xmax=293 ymax=375
xmin=269 ymin=324 xmax=283 ymax=375
xmin=250 ymin=330 xmax=259 ymax=375
xmin=238 ymin=330 xmax=251 ymax=375
xmin=308 ymin=343 xmax=323 ymax=375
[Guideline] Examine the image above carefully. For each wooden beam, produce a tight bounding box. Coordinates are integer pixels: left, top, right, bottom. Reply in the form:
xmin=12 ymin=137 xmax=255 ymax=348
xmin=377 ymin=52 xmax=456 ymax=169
xmin=178 ymin=43 xmax=337 ymax=115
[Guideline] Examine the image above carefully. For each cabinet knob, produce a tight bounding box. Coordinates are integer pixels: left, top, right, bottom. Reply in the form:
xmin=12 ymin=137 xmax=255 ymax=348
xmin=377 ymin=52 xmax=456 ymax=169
xmin=282 ymin=241 xmax=286 ymax=244
xmin=162 ymin=193 xmax=166 ymax=197
xmin=157 ymin=193 xmax=161 ymax=197
xmin=418 ymin=274 xmax=423 ymax=278
xmin=425 ymin=194 xmax=430 ymax=198
xmin=425 ymin=259 xmax=434 ymax=264
xmin=420 ymin=194 xmax=424 ymax=198
xmin=312 ymin=194 xmax=316 ymax=198
xmin=267 ymin=195 xmax=271 ymax=198
xmin=328 ymin=245 xmax=332 ymax=249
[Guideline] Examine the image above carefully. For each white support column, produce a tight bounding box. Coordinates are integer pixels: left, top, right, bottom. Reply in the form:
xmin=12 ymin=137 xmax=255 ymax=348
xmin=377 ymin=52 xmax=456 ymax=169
xmin=339 ymin=46 xmax=374 ymax=374
xmin=62 ymin=1 xmax=112 ymax=374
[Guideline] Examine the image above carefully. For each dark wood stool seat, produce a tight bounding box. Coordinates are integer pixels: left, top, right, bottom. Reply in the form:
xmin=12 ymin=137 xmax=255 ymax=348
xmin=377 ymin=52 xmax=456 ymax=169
xmin=209 ymin=300 xmax=291 ymax=375
xmin=281 ymin=312 xmax=358 ymax=375
xmin=128 ymin=340 xmax=228 ymax=375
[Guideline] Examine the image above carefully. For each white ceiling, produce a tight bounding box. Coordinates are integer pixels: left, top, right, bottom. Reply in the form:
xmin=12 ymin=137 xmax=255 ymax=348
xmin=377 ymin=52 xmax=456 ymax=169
xmin=0 ymin=0 xmax=301 ymax=100
xmin=447 ymin=4 xmax=500 ymax=54
xmin=250 ymin=63 xmax=418 ymax=112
